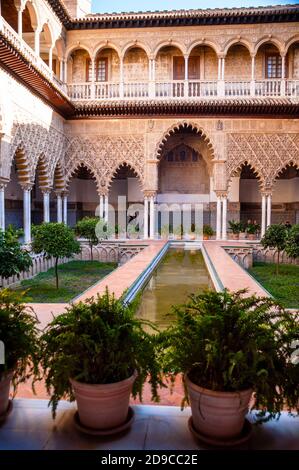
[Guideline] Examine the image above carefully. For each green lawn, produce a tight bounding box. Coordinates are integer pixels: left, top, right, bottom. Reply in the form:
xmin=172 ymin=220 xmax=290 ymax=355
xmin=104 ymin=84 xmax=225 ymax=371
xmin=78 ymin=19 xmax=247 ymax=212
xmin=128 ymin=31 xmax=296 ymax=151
xmin=13 ymin=260 xmax=117 ymax=303
xmin=248 ymin=262 xmax=299 ymax=309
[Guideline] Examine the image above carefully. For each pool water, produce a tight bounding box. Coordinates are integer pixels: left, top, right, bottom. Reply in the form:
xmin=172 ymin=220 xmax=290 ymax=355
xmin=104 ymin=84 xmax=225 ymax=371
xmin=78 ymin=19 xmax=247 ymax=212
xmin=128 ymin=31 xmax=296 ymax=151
xmin=137 ymin=247 xmax=212 ymax=330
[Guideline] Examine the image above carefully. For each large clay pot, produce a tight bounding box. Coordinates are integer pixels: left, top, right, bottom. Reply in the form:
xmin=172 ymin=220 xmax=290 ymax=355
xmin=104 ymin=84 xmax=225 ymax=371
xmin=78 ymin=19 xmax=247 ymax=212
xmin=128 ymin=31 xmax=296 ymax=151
xmin=248 ymin=234 xmax=256 ymax=240
xmin=70 ymin=370 xmax=137 ymax=430
xmin=185 ymin=373 xmax=252 ymax=441
xmin=0 ymin=371 xmax=13 ymax=417
xmin=203 ymin=235 xmax=210 ymax=241
xmin=231 ymin=233 xmax=239 ymax=240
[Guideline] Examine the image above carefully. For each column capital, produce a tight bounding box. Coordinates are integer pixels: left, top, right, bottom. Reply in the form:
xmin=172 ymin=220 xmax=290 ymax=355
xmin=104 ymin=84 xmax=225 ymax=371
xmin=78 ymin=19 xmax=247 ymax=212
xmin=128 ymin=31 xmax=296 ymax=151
xmin=22 ymin=183 xmax=33 ymax=192
xmin=215 ymin=191 xmax=228 ymax=199
xmin=41 ymin=188 xmax=52 ymax=195
xmin=144 ymin=190 xmax=157 ymax=199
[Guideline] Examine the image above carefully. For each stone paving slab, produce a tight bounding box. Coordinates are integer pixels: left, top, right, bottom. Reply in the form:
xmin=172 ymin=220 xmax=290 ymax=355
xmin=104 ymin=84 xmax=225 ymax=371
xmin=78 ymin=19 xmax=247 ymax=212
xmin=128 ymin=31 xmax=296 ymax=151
xmin=28 ymin=241 xmax=166 ymax=327
xmin=0 ymin=399 xmax=298 ymax=450
xmin=203 ymin=241 xmax=269 ymax=297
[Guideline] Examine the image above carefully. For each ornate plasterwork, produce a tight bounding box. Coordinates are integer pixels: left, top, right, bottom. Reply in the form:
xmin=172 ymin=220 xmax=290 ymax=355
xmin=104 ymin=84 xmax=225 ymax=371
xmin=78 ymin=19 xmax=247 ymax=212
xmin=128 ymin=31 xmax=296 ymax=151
xmin=65 ymin=135 xmax=145 ymax=194
xmin=8 ymin=122 xmax=66 ymax=187
xmin=227 ymin=133 xmax=299 ymax=190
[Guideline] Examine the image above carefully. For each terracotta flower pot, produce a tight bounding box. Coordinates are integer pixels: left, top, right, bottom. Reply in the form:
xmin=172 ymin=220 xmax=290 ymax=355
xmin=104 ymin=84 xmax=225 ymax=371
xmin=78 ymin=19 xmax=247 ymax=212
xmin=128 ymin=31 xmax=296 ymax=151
xmin=231 ymin=233 xmax=239 ymax=240
xmin=70 ymin=370 xmax=137 ymax=430
xmin=0 ymin=371 xmax=13 ymax=417
xmin=189 ymin=234 xmax=196 ymax=241
xmin=248 ymin=234 xmax=256 ymax=240
xmin=185 ymin=373 xmax=252 ymax=441
xmin=203 ymin=235 xmax=210 ymax=240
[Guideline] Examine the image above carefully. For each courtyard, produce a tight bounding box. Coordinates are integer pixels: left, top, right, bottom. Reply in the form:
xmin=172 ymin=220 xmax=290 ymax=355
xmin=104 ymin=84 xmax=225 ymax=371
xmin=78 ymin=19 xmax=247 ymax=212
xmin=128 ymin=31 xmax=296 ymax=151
xmin=0 ymin=0 xmax=299 ymax=460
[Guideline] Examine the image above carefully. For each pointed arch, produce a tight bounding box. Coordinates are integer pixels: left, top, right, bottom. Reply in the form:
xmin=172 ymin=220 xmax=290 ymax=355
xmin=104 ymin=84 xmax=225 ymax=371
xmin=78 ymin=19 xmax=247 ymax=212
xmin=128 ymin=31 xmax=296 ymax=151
xmin=155 ymin=121 xmax=216 ymax=161
xmin=34 ymin=154 xmax=51 ymax=191
xmin=273 ymin=161 xmax=299 ymax=183
xmin=52 ymin=162 xmax=65 ymax=192
xmin=65 ymin=162 xmax=101 ymax=194
xmin=229 ymin=160 xmax=265 ymax=189
xmin=107 ymin=162 xmax=143 ymax=191
xmin=10 ymin=146 xmax=31 ymax=187
xmin=285 ymin=34 xmax=299 ymax=54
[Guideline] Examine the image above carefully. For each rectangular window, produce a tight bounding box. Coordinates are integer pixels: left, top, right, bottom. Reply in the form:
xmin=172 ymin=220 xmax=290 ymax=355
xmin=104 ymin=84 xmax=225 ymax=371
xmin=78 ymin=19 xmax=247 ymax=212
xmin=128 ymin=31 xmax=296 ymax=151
xmin=96 ymin=58 xmax=108 ymax=82
xmin=86 ymin=58 xmax=108 ymax=82
xmin=266 ymin=54 xmax=282 ymax=79
xmin=173 ymin=56 xmax=185 ymax=80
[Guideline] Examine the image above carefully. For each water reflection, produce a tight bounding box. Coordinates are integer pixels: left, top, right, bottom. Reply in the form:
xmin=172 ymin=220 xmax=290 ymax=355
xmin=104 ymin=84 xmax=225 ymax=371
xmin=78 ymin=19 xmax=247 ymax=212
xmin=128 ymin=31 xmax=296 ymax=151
xmin=137 ymin=247 xmax=212 ymax=330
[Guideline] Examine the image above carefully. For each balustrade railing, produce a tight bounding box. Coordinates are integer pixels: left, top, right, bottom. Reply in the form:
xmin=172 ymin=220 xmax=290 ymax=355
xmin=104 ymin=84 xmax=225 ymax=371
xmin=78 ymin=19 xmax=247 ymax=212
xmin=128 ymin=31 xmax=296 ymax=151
xmin=225 ymin=81 xmax=251 ymax=96
xmin=285 ymin=80 xmax=299 ymax=97
xmin=189 ymin=80 xmax=217 ymax=97
xmin=255 ymin=79 xmax=282 ymax=96
xmin=2 ymin=17 xmax=299 ymax=103
xmin=155 ymin=81 xmax=185 ymax=98
xmin=1 ymin=17 xmax=67 ymax=96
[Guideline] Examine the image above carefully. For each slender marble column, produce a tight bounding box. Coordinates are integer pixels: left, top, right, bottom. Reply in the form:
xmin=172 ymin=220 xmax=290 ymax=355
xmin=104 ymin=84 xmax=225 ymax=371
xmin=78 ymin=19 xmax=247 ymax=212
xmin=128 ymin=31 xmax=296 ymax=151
xmin=216 ymin=196 xmax=222 ymax=240
xmin=56 ymin=193 xmax=62 ymax=223
xmin=221 ymin=195 xmax=227 ymax=240
xmin=63 ymin=194 xmax=68 ymax=225
xmin=0 ymin=184 xmax=6 ymax=231
xmin=98 ymin=195 xmax=104 ymax=219
xmin=42 ymin=191 xmax=50 ymax=223
xmin=23 ymin=186 xmax=32 ymax=244
xmin=266 ymin=194 xmax=272 ymax=228
xmin=104 ymin=195 xmax=109 ymax=223
xmin=149 ymin=196 xmax=155 ymax=240
xmin=261 ymin=194 xmax=267 ymax=237
xmin=143 ymin=197 xmax=149 ymax=240
xmin=17 ymin=7 xmax=23 ymax=37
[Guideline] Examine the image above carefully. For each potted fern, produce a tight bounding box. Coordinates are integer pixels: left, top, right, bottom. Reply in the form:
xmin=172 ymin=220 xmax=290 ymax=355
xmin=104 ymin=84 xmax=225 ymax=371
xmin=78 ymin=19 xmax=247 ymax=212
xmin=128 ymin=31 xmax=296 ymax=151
xmin=162 ymin=290 xmax=299 ymax=445
xmin=0 ymin=290 xmax=40 ymax=421
xmin=203 ymin=224 xmax=214 ymax=240
xmin=39 ymin=290 xmax=163 ymax=434
xmin=228 ymin=220 xmax=242 ymax=240
xmin=246 ymin=222 xmax=260 ymax=240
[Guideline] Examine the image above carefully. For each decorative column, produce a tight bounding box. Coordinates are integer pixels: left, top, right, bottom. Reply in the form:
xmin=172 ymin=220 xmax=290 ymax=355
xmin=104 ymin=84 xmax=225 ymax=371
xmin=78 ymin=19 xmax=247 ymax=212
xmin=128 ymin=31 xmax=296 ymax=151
xmin=64 ymin=59 xmax=68 ymax=83
xmin=90 ymin=58 xmax=96 ymax=99
xmin=250 ymin=54 xmax=256 ymax=96
xmin=261 ymin=193 xmax=267 ymax=237
xmin=143 ymin=196 xmax=149 ymax=240
xmin=216 ymin=194 xmax=222 ymax=240
xmin=48 ymin=46 xmax=53 ymax=73
xmin=266 ymin=194 xmax=272 ymax=228
xmin=59 ymin=59 xmax=64 ymax=81
xmin=23 ymin=185 xmax=32 ymax=244
xmin=217 ymin=56 xmax=225 ymax=96
xmin=104 ymin=194 xmax=109 ymax=223
xmin=42 ymin=190 xmax=50 ymax=223
xmin=63 ymin=193 xmax=68 ymax=225
xmin=221 ymin=194 xmax=228 ymax=240
xmin=119 ymin=57 xmax=124 ymax=98
xmin=0 ymin=183 xmax=6 ymax=231
xmin=17 ymin=6 xmax=23 ymax=37
xmin=149 ymin=194 xmax=155 ymax=240
xmin=34 ymin=28 xmax=40 ymax=56
xmin=281 ymin=54 xmax=286 ymax=97
xmin=184 ymin=54 xmax=189 ymax=98
xmin=149 ymin=58 xmax=155 ymax=98
xmin=99 ymin=195 xmax=104 ymax=218
xmin=56 ymin=192 xmax=62 ymax=223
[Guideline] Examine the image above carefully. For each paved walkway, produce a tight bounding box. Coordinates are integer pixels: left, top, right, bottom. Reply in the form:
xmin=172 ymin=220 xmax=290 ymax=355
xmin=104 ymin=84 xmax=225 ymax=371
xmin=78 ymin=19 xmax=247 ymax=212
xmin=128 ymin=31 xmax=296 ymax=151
xmin=203 ymin=241 xmax=268 ymax=296
xmin=28 ymin=241 xmax=166 ymax=327
xmin=1 ymin=399 xmax=298 ymax=450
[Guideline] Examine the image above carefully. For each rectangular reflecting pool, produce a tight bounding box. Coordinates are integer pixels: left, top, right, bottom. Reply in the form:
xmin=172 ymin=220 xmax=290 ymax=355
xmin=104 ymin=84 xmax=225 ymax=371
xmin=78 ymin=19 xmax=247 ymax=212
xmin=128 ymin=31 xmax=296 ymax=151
xmin=137 ymin=247 xmax=212 ymax=329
